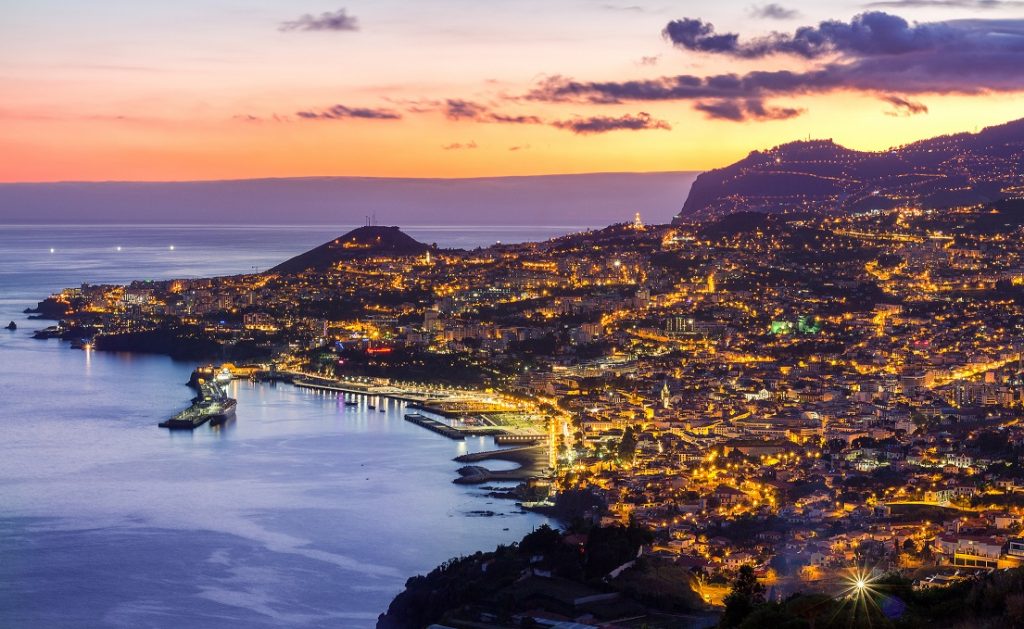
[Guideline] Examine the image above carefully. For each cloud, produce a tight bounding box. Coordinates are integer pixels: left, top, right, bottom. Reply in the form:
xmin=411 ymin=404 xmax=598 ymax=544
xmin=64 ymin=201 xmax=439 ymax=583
xmin=444 ymin=99 xmax=487 ymax=120
xmin=280 ymin=8 xmax=359 ymax=32
xmin=881 ymin=94 xmax=928 ymax=115
xmin=551 ymin=112 xmax=671 ymax=134
xmin=694 ymin=99 xmax=803 ymax=121
xmin=295 ymin=105 xmax=401 ymax=120
xmin=662 ymin=19 xmax=742 ymax=56
xmin=662 ymin=12 xmax=988 ymax=59
xmin=442 ymin=141 xmax=478 ymax=150
xmin=749 ymin=4 xmax=800 ymax=19
xmin=508 ymin=144 xmax=531 ymax=151
xmin=865 ymin=0 xmax=1021 ymax=8
xmin=232 ymin=113 xmax=289 ymax=123
xmin=444 ymin=99 xmax=542 ymax=124
xmin=601 ymin=3 xmax=648 ymax=11
xmin=526 ymin=71 xmax=836 ymax=104
xmin=638 ymin=55 xmax=661 ymax=65
xmin=529 ymin=13 xmax=1024 ymax=121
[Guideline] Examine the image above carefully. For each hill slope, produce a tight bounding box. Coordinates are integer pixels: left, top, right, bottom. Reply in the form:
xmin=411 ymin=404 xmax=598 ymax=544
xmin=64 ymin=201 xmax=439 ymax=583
xmin=674 ymin=117 xmax=1024 ymax=222
xmin=268 ymin=225 xmax=429 ymax=274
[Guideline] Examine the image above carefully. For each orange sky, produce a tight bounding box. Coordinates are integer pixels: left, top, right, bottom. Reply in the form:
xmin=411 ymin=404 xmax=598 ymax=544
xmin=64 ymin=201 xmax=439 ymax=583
xmin=2 ymin=1 xmax=1023 ymax=182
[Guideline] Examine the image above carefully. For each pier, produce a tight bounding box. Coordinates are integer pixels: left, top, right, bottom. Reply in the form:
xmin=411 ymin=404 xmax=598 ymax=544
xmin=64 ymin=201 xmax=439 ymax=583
xmin=281 ymin=372 xmax=552 ymax=445
xmin=404 ymin=412 xmax=464 ymax=439
xmin=494 ymin=434 xmax=548 ymax=445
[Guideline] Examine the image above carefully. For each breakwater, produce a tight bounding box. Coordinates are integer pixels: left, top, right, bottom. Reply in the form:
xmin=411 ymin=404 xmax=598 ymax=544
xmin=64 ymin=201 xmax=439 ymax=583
xmin=452 ymin=445 xmax=549 ymax=484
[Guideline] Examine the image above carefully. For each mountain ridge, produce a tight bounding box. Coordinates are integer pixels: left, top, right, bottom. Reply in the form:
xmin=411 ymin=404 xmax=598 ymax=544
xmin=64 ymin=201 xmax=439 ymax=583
xmin=674 ymin=117 xmax=1024 ymax=222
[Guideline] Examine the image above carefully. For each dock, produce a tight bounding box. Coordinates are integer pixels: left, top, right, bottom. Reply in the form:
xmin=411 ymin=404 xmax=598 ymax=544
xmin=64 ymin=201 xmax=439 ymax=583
xmin=494 ymin=434 xmax=548 ymax=445
xmin=404 ymin=413 xmax=467 ymax=440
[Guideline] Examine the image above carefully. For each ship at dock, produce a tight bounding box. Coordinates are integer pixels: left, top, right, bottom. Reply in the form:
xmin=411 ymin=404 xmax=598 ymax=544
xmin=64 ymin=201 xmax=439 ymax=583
xmin=159 ymin=379 xmax=236 ymax=430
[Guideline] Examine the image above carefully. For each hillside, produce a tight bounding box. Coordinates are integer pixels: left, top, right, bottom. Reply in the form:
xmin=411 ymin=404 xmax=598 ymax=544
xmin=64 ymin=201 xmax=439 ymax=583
xmin=268 ymin=225 xmax=430 ymax=274
xmin=674 ymin=117 xmax=1024 ymax=222
xmin=377 ymin=523 xmax=711 ymax=628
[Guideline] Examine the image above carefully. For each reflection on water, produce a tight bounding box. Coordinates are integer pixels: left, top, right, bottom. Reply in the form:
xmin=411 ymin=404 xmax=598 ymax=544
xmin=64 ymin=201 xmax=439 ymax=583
xmin=0 ymin=226 xmax=554 ymax=628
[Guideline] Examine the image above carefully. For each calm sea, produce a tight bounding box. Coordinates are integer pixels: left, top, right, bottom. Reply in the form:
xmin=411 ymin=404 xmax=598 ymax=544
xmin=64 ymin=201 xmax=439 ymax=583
xmin=0 ymin=225 xmax=570 ymax=628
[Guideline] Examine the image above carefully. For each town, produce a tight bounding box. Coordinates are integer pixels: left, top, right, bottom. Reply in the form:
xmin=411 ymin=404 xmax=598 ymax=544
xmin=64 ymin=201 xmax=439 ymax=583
xmin=32 ymin=199 xmax=1024 ymax=606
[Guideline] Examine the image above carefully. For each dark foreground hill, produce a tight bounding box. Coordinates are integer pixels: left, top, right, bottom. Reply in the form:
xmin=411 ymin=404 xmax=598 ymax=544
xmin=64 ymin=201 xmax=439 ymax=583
xmin=377 ymin=523 xmax=713 ymax=628
xmin=268 ymin=225 xmax=430 ymax=274
xmin=675 ymin=117 xmax=1024 ymax=222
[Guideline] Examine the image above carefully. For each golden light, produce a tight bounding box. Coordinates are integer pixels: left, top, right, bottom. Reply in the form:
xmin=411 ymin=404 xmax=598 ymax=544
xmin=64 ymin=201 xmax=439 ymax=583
xmin=842 ymin=567 xmax=879 ymax=601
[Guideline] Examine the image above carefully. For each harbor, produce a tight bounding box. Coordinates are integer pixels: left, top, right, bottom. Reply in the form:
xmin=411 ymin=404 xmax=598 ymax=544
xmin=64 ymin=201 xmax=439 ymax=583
xmin=280 ymin=371 xmax=550 ymax=442
xmin=178 ymin=364 xmax=555 ymax=485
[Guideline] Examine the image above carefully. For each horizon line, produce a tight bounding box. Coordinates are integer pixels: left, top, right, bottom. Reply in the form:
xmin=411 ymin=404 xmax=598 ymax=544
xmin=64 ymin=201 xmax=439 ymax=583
xmin=0 ymin=170 xmax=700 ymax=186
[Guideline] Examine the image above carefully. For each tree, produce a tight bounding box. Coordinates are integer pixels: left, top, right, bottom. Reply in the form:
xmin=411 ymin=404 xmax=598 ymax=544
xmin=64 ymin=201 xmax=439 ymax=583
xmin=721 ymin=565 xmax=766 ymax=628
xmin=618 ymin=426 xmax=638 ymax=460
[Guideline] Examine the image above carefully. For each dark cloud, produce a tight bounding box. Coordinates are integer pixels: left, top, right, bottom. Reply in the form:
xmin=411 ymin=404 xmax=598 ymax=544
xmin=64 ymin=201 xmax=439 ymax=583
xmin=442 ymin=141 xmax=478 ymax=150
xmin=530 ymin=14 xmax=1024 ymax=120
xmin=663 ymin=12 xmax=983 ymax=59
xmin=882 ymin=94 xmax=929 ymax=115
xmin=749 ymin=4 xmax=800 ymax=19
xmin=444 ymin=99 xmax=487 ymax=120
xmin=444 ymin=99 xmax=542 ymax=124
xmin=551 ymin=112 xmax=671 ymax=134
xmin=695 ymin=99 xmax=803 ymax=121
xmin=280 ymin=8 xmax=359 ymax=32
xmin=295 ymin=105 xmax=401 ymax=120
xmin=526 ymin=70 xmax=840 ymax=104
xmin=662 ymin=19 xmax=742 ymax=55
xmin=865 ymin=1 xmax=1021 ymax=8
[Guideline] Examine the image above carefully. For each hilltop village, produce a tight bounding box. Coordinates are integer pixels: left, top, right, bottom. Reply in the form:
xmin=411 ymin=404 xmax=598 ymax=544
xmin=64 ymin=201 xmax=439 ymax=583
xmin=32 ymin=201 xmax=1024 ymax=606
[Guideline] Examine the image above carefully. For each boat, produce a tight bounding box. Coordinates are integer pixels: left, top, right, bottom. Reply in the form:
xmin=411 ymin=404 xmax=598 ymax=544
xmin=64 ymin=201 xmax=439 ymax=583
xmin=160 ymin=380 xmax=237 ymax=430
xmin=208 ymin=398 xmax=238 ymax=426
xmin=344 ymin=400 xmax=358 ymax=407
xmin=5 ymin=321 xmax=15 ymax=331
xmin=215 ymin=367 xmax=233 ymax=386
xmin=367 ymin=404 xmax=375 ymax=409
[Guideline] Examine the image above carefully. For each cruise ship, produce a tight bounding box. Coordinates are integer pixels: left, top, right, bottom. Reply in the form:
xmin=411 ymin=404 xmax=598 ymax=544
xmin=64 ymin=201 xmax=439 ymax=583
xmin=159 ymin=380 xmax=236 ymax=430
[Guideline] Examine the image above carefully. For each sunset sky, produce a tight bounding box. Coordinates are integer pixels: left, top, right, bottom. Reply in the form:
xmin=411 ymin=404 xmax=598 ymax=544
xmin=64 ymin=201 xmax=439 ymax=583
xmin=3 ymin=0 xmax=1024 ymax=182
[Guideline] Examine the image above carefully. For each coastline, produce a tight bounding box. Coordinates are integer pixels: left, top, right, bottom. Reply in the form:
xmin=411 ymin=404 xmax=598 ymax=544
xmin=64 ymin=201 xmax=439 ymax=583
xmin=0 ymin=224 xmax=574 ymax=626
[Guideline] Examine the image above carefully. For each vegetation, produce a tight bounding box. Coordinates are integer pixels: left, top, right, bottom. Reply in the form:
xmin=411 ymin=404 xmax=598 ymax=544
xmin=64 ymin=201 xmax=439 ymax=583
xmin=723 ymin=568 xmax=1024 ymax=629
xmin=376 ymin=522 xmax=704 ymax=628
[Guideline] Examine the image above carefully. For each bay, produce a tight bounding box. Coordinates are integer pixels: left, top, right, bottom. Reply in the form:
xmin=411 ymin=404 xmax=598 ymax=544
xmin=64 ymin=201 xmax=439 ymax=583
xmin=0 ymin=224 xmax=570 ymax=628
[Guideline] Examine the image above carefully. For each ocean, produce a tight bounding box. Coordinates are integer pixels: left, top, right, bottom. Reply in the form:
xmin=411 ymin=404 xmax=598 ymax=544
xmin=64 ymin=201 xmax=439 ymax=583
xmin=0 ymin=225 xmax=572 ymax=628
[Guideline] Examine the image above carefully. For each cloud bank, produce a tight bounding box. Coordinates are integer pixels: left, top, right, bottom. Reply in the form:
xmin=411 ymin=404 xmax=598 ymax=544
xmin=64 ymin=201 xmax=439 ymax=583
xmin=528 ymin=12 xmax=1024 ymax=121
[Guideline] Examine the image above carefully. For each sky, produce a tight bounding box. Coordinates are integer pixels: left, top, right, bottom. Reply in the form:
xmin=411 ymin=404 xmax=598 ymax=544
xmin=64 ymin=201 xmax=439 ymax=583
xmin=2 ymin=0 xmax=1024 ymax=182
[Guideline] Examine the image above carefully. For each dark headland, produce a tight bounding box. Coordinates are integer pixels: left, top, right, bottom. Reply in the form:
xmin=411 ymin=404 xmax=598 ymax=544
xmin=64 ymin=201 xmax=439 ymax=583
xmin=268 ymin=225 xmax=432 ymax=274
